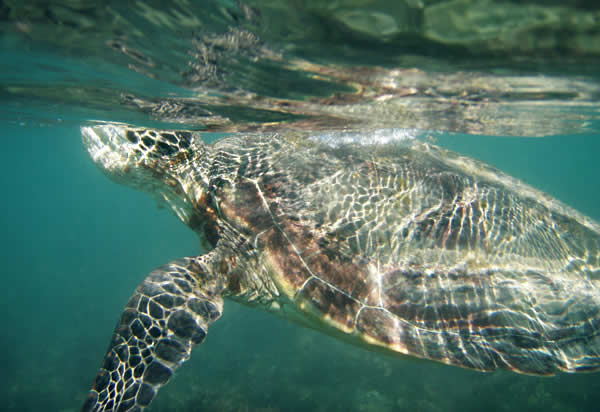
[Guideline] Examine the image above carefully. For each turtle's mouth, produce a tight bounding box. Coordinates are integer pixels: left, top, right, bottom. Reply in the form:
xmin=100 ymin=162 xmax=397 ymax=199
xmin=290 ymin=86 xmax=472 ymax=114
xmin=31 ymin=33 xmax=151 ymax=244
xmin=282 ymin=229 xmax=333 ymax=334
xmin=81 ymin=124 xmax=196 ymax=225
xmin=81 ymin=124 xmax=136 ymax=177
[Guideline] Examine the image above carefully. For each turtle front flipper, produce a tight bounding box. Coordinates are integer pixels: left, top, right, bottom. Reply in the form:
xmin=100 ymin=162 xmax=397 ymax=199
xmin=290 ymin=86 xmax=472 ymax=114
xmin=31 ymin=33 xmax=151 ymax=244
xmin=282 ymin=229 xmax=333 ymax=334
xmin=82 ymin=255 xmax=225 ymax=412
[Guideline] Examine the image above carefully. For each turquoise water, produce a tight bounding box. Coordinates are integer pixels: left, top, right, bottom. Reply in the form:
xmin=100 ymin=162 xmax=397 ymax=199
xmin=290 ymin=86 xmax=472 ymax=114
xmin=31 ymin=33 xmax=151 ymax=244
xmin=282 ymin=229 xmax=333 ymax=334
xmin=2 ymin=126 xmax=599 ymax=412
xmin=2 ymin=1 xmax=600 ymax=411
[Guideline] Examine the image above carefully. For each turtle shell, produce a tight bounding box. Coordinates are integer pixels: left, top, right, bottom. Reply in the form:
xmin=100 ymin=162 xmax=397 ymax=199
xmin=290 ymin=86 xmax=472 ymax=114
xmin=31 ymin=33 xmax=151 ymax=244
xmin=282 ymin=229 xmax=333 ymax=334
xmin=210 ymin=133 xmax=600 ymax=375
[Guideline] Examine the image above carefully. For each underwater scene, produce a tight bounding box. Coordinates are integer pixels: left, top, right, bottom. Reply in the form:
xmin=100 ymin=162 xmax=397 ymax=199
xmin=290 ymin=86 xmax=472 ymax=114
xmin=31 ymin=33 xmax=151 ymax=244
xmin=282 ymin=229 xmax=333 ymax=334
xmin=1 ymin=1 xmax=600 ymax=411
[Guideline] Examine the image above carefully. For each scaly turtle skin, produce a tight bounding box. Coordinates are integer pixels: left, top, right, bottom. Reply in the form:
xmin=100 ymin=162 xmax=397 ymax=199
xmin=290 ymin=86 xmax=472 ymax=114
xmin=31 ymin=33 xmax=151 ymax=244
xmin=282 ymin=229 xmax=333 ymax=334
xmin=81 ymin=125 xmax=600 ymax=411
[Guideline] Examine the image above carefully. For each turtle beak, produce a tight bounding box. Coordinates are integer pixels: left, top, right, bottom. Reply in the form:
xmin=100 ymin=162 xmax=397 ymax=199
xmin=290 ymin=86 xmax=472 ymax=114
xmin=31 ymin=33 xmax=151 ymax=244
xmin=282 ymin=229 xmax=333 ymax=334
xmin=81 ymin=124 xmax=135 ymax=178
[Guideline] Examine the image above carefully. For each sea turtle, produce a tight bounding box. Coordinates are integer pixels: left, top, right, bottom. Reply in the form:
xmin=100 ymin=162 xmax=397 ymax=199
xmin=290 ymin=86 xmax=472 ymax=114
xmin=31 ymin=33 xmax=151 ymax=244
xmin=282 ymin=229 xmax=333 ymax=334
xmin=81 ymin=125 xmax=600 ymax=411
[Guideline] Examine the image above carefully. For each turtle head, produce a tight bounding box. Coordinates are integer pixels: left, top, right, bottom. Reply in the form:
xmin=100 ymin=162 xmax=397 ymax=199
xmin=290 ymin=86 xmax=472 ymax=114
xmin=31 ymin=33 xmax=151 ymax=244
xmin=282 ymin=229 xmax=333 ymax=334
xmin=82 ymin=124 xmax=208 ymax=225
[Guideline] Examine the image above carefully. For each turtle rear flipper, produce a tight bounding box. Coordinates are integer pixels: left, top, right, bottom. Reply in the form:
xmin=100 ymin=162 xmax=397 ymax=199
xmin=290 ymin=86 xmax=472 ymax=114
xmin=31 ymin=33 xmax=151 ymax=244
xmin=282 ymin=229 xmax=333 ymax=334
xmin=82 ymin=255 xmax=224 ymax=412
